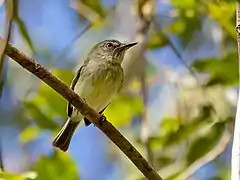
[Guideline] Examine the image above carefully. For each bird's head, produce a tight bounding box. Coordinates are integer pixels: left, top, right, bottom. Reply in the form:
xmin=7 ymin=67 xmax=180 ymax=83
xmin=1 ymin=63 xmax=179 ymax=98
xmin=88 ymin=39 xmax=138 ymax=64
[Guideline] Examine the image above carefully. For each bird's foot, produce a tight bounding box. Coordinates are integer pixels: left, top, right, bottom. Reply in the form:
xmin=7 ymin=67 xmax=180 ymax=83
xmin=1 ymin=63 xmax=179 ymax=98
xmin=83 ymin=98 xmax=87 ymax=104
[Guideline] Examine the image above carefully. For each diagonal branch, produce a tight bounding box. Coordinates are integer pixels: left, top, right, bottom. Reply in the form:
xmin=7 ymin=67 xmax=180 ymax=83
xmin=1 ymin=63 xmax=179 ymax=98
xmin=0 ymin=37 xmax=163 ymax=180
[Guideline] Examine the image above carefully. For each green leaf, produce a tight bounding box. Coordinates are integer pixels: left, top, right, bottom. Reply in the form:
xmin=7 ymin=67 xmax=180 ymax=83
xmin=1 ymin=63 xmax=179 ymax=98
xmin=81 ymin=0 xmax=106 ymax=17
xmin=186 ymin=122 xmax=225 ymax=164
xmin=150 ymin=104 xmax=215 ymax=149
xmin=19 ymin=125 xmax=41 ymax=143
xmin=206 ymin=2 xmax=235 ymax=37
xmin=146 ymin=30 xmax=169 ymax=49
xmin=34 ymin=151 xmax=78 ymax=180
xmin=159 ymin=116 xmax=181 ymax=136
xmin=163 ymin=120 xmax=208 ymax=146
xmin=24 ymin=69 xmax=74 ymax=129
xmin=165 ymin=8 xmax=201 ymax=45
xmin=0 ymin=171 xmax=37 ymax=180
xmin=192 ymin=53 xmax=238 ymax=86
xmin=171 ymin=0 xmax=195 ymax=9
xmin=15 ymin=17 xmax=35 ymax=51
xmin=209 ymin=177 xmax=224 ymax=180
xmin=24 ymin=102 xmax=58 ymax=130
xmin=13 ymin=0 xmax=35 ymax=52
xmin=104 ymin=93 xmax=143 ymax=127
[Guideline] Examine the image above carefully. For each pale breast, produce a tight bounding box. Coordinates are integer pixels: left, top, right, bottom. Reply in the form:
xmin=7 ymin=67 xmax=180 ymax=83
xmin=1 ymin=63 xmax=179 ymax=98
xmin=75 ymin=62 xmax=123 ymax=112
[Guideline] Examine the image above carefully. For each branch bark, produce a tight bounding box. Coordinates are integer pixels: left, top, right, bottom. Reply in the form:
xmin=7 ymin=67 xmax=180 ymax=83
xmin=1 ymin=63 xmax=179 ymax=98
xmin=0 ymin=37 xmax=163 ymax=180
xmin=231 ymin=2 xmax=240 ymax=180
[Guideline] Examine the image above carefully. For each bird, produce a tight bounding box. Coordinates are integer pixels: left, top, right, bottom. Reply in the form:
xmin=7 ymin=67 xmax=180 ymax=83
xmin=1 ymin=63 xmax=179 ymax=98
xmin=52 ymin=39 xmax=137 ymax=152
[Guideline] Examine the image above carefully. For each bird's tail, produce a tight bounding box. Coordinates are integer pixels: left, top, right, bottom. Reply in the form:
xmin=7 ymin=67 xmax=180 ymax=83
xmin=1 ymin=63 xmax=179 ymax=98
xmin=52 ymin=118 xmax=79 ymax=152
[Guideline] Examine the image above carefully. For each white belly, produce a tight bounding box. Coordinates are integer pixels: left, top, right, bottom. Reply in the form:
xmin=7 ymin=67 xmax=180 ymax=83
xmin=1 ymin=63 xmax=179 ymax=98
xmin=74 ymin=64 xmax=123 ymax=115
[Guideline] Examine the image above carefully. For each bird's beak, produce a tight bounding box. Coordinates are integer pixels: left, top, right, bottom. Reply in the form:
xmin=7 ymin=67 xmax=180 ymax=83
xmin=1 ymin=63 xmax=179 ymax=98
xmin=119 ymin=42 xmax=138 ymax=51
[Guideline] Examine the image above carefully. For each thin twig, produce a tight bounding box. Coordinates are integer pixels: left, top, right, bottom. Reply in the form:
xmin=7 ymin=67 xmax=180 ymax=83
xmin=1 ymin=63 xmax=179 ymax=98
xmin=0 ymin=37 xmax=163 ymax=180
xmin=0 ymin=138 xmax=3 ymax=171
xmin=231 ymin=2 xmax=240 ymax=180
xmin=168 ymin=43 xmax=200 ymax=84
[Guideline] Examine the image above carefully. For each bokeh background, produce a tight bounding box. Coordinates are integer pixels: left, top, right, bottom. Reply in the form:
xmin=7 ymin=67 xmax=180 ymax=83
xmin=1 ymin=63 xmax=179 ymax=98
xmin=0 ymin=0 xmax=238 ymax=179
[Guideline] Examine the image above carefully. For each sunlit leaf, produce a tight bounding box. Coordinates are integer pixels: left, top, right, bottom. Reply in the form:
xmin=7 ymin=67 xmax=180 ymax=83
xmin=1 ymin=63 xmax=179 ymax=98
xmin=104 ymin=93 xmax=143 ymax=127
xmin=34 ymin=151 xmax=78 ymax=180
xmin=159 ymin=116 xmax=181 ymax=136
xmin=171 ymin=0 xmax=195 ymax=9
xmin=81 ymin=0 xmax=106 ymax=17
xmin=19 ymin=125 xmax=40 ymax=143
xmin=165 ymin=6 xmax=201 ymax=44
xmin=206 ymin=2 xmax=235 ymax=37
xmin=0 ymin=171 xmax=37 ymax=180
xmin=147 ymin=30 xmax=169 ymax=49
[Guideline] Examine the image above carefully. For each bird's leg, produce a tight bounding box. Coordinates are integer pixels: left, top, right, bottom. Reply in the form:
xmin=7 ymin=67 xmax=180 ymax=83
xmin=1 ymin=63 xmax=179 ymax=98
xmin=99 ymin=114 xmax=106 ymax=126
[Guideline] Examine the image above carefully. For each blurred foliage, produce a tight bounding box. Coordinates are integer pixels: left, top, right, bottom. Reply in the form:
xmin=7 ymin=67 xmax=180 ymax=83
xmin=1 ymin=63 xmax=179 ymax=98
xmin=186 ymin=122 xmax=225 ymax=164
xmin=33 ymin=152 xmax=78 ymax=180
xmin=0 ymin=152 xmax=78 ymax=180
xmin=0 ymin=171 xmax=37 ymax=180
xmin=146 ymin=30 xmax=169 ymax=49
xmin=192 ymin=52 xmax=238 ymax=86
xmin=0 ymin=0 xmax=238 ymax=180
xmin=81 ymin=0 xmax=106 ymax=18
xmin=105 ymin=93 xmax=143 ymax=127
xmin=23 ymin=69 xmax=74 ymax=131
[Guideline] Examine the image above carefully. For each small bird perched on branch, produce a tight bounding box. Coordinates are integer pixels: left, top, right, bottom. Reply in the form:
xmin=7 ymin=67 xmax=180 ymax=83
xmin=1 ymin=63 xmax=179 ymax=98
xmin=52 ymin=39 xmax=137 ymax=152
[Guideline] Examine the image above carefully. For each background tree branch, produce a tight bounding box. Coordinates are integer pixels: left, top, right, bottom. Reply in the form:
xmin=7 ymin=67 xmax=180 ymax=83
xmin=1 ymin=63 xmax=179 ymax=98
xmin=0 ymin=37 xmax=163 ymax=180
xmin=231 ymin=2 xmax=240 ymax=180
xmin=0 ymin=0 xmax=13 ymax=98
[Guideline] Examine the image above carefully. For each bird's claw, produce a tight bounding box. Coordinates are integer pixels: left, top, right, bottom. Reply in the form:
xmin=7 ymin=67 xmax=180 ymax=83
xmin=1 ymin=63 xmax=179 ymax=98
xmin=99 ymin=115 xmax=106 ymax=126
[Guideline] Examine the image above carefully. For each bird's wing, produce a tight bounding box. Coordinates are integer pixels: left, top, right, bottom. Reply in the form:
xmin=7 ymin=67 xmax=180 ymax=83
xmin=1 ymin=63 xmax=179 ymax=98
xmin=67 ymin=66 xmax=83 ymax=117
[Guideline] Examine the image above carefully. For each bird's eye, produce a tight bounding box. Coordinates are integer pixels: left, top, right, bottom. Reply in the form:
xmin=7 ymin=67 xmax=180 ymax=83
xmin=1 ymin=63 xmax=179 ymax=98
xmin=106 ymin=43 xmax=113 ymax=48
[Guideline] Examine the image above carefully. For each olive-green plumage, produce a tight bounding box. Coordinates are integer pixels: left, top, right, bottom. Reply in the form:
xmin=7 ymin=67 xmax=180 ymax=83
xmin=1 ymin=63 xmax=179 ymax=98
xmin=52 ymin=39 xmax=137 ymax=151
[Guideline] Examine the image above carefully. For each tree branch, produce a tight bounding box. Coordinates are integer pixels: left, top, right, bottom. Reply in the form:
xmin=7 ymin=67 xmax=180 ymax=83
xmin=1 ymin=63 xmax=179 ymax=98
xmin=136 ymin=0 xmax=155 ymax=167
xmin=231 ymin=2 xmax=240 ymax=180
xmin=0 ymin=37 xmax=163 ymax=180
xmin=0 ymin=138 xmax=4 ymax=171
xmin=140 ymin=69 xmax=154 ymax=167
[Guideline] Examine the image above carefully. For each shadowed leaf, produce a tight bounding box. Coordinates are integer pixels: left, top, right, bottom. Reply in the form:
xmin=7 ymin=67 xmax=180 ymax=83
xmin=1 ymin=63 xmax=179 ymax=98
xmin=34 ymin=151 xmax=78 ymax=180
xmin=13 ymin=0 xmax=35 ymax=51
xmin=192 ymin=52 xmax=238 ymax=86
xmin=186 ymin=122 xmax=225 ymax=164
